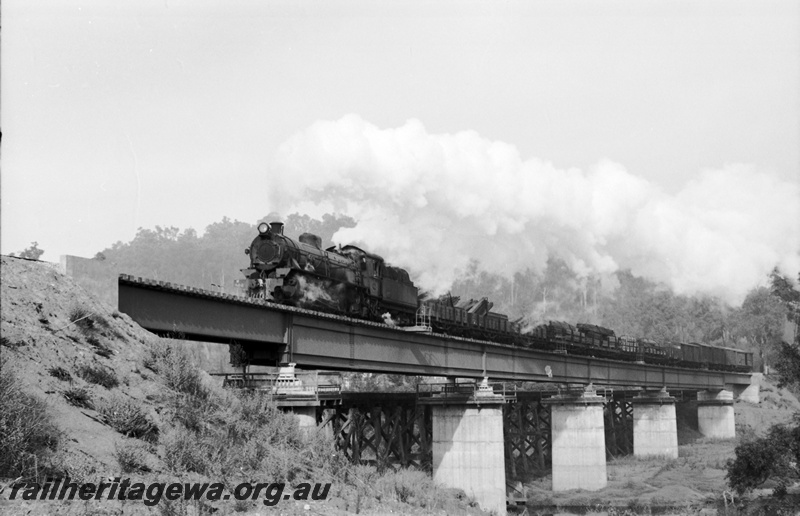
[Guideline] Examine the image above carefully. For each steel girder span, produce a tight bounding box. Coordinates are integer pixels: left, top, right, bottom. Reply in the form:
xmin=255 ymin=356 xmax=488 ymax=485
xmin=118 ymin=276 xmax=752 ymax=390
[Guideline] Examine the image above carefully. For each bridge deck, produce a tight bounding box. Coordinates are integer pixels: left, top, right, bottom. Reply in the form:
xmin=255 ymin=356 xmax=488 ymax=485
xmin=118 ymin=276 xmax=753 ymax=390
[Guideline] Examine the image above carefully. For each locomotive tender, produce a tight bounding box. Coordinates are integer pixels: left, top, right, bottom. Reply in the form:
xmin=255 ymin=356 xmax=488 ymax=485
xmin=242 ymin=221 xmax=753 ymax=373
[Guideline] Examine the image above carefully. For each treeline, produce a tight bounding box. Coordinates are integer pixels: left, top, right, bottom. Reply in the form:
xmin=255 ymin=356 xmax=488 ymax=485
xmin=95 ymin=213 xmax=795 ymax=369
xmin=450 ymin=259 xmax=793 ymax=368
xmin=94 ymin=213 xmax=355 ymax=291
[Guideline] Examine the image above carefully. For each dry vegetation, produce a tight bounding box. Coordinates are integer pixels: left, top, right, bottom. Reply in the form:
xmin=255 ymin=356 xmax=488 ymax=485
xmin=0 ymin=256 xmax=485 ymax=515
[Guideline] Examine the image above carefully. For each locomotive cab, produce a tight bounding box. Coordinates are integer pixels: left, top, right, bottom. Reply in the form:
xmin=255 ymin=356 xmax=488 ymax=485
xmin=339 ymin=245 xmax=418 ymax=319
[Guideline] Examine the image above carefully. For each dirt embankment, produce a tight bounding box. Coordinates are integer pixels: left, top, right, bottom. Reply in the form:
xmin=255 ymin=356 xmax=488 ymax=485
xmin=1 ymin=256 xmax=167 ymax=480
xmin=0 ymin=256 xmax=486 ymax=516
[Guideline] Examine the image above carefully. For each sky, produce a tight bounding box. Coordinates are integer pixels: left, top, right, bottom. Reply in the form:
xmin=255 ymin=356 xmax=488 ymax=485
xmin=2 ymin=0 xmax=799 ymax=305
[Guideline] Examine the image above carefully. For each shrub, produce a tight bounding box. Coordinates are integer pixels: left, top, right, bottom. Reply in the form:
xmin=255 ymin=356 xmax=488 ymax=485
xmin=144 ymin=342 xmax=209 ymax=399
xmin=98 ymin=395 xmax=158 ymax=441
xmin=726 ymin=415 xmax=800 ymax=495
xmin=173 ymin=394 xmax=216 ymax=433
xmin=94 ymin=347 xmax=113 ymax=359
xmin=374 ymin=468 xmax=438 ymax=506
xmin=161 ymin=427 xmax=212 ymax=475
xmin=63 ymin=387 xmax=93 ymax=409
xmin=86 ymin=337 xmax=113 ymax=358
xmin=48 ymin=366 xmax=72 ymax=381
xmin=76 ymin=364 xmax=119 ymax=388
xmin=1 ymin=336 xmax=26 ymax=348
xmin=69 ymin=305 xmax=95 ymax=332
xmin=114 ymin=439 xmax=151 ymax=473
xmin=0 ymin=356 xmax=62 ymax=480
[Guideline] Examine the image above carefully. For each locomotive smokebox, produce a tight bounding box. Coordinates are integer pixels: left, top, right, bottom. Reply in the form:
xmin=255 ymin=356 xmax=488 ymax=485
xmin=270 ymin=222 xmax=284 ymax=235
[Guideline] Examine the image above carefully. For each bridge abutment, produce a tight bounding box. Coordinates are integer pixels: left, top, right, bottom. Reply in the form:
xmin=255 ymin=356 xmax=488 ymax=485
xmin=544 ymin=389 xmax=607 ymax=491
xmin=697 ymin=389 xmax=735 ymax=439
xmin=731 ymin=373 xmax=761 ymax=404
xmin=430 ymin=399 xmax=507 ymax=516
xmin=631 ymin=389 xmax=678 ymax=459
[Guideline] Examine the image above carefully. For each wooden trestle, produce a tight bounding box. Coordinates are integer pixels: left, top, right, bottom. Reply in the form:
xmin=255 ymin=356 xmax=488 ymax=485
xmin=311 ymin=390 xmax=634 ymax=479
xmin=604 ymin=392 xmax=634 ymax=458
xmin=320 ymin=396 xmax=432 ymax=470
xmin=504 ymin=394 xmax=551 ymax=478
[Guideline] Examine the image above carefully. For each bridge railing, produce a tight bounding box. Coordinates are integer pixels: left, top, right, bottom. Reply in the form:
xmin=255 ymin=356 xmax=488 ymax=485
xmin=416 ymin=381 xmax=518 ymax=402
xmin=215 ymin=371 xmax=342 ymax=400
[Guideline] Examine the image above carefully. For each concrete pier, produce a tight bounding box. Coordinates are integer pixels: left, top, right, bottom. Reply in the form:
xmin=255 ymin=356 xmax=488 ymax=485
xmin=632 ymin=389 xmax=678 ymax=459
xmin=697 ymin=389 xmax=735 ymax=439
xmin=544 ymin=388 xmax=607 ymax=491
xmin=431 ymin=400 xmax=507 ymax=516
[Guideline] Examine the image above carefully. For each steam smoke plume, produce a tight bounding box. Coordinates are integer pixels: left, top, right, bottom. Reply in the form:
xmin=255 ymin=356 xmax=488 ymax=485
xmin=269 ymin=114 xmax=800 ymax=305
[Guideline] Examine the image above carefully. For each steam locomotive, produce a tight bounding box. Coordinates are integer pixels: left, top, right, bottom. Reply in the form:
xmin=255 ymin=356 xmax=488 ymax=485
xmin=241 ymin=221 xmax=418 ymax=324
xmin=241 ymin=222 xmax=753 ymax=373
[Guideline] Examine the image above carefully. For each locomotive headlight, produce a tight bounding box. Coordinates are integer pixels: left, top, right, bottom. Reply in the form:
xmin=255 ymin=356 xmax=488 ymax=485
xmin=258 ymin=222 xmax=269 ymax=235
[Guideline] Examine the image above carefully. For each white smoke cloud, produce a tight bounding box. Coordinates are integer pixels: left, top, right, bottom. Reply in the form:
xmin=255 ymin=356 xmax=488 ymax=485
xmin=268 ymin=114 xmax=800 ymax=305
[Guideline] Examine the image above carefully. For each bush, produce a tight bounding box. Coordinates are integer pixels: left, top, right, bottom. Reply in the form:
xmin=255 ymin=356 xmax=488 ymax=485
xmin=86 ymin=336 xmax=113 ymax=358
xmin=1 ymin=336 xmax=26 ymax=348
xmin=161 ymin=427 xmax=211 ymax=475
xmin=76 ymin=364 xmax=119 ymax=388
xmin=98 ymin=395 xmax=158 ymax=441
xmin=114 ymin=439 xmax=151 ymax=473
xmin=375 ymin=468 xmax=438 ymax=505
xmin=727 ymin=415 xmax=800 ymax=495
xmin=63 ymin=387 xmax=93 ymax=409
xmin=144 ymin=342 xmax=209 ymax=399
xmin=94 ymin=346 xmax=113 ymax=359
xmin=48 ymin=366 xmax=72 ymax=381
xmin=0 ymin=356 xmax=62 ymax=480
xmin=69 ymin=305 xmax=95 ymax=332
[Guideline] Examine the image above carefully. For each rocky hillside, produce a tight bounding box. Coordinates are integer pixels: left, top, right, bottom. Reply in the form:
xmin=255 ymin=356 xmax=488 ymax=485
xmin=0 ymin=256 xmax=485 ymax=516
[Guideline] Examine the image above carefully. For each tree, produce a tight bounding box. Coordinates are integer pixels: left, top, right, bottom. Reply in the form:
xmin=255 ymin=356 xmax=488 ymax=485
xmin=228 ymin=343 xmax=249 ymax=375
xmin=728 ymin=287 xmax=787 ymax=370
xmin=726 ymin=270 xmax=800 ymax=498
xmin=727 ymin=414 xmax=800 ymax=497
xmin=11 ymin=242 xmax=45 ymax=260
xmin=769 ymin=270 xmax=800 ymax=390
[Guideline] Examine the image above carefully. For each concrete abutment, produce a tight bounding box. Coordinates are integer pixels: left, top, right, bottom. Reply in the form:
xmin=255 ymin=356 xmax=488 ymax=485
xmin=731 ymin=373 xmax=761 ymax=404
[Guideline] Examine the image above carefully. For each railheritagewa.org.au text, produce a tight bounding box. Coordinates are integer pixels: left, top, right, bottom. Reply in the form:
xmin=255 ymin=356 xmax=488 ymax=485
xmin=7 ymin=478 xmax=331 ymax=506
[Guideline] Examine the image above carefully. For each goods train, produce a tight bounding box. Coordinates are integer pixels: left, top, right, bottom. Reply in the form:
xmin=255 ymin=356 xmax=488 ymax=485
xmin=241 ymin=221 xmax=752 ymax=373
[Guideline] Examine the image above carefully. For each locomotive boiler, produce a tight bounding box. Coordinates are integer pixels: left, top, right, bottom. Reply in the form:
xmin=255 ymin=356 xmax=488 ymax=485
xmin=241 ymin=221 xmax=418 ymax=323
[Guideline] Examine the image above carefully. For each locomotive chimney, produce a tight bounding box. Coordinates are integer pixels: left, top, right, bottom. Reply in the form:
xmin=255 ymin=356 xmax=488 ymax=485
xmin=270 ymin=222 xmax=284 ymax=235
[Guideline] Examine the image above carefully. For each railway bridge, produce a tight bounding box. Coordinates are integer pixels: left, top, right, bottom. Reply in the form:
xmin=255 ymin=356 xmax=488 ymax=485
xmin=119 ymin=276 xmax=759 ymax=515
